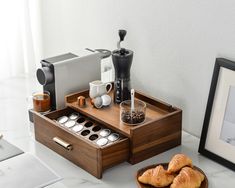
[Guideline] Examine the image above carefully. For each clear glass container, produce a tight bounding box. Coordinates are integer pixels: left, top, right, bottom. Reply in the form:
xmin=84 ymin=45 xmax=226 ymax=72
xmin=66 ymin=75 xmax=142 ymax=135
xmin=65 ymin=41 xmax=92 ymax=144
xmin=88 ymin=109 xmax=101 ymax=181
xmin=120 ymin=99 xmax=146 ymax=125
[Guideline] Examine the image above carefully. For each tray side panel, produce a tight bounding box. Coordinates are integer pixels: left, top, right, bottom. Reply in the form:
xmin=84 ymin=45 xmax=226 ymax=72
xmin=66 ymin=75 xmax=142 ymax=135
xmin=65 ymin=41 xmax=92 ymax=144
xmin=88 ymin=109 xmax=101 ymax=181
xmin=66 ymin=90 xmax=89 ymax=103
xmin=45 ymin=108 xmax=75 ymax=119
xmin=33 ymin=112 xmax=102 ymax=178
xmin=129 ymin=110 xmax=182 ymax=164
xmin=134 ymin=91 xmax=176 ymax=112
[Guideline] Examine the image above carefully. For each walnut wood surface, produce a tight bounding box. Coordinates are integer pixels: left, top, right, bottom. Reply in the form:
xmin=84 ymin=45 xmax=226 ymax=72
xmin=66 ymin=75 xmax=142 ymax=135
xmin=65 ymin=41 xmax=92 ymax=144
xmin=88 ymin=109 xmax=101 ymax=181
xmin=33 ymin=108 xmax=129 ymax=179
xmin=101 ymin=139 xmax=129 ymax=170
xmin=129 ymin=111 xmax=182 ymax=164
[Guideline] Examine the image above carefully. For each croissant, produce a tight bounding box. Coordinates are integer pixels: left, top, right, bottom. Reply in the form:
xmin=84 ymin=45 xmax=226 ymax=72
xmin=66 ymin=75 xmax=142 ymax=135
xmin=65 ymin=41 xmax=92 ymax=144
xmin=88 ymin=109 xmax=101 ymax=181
xmin=167 ymin=154 xmax=193 ymax=173
xmin=170 ymin=167 xmax=205 ymax=188
xmin=138 ymin=165 xmax=174 ymax=187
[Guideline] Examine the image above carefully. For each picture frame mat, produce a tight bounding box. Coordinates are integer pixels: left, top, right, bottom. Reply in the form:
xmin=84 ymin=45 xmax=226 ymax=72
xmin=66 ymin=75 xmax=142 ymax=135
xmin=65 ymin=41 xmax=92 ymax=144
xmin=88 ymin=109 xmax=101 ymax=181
xmin=205 ymin=67 xmax=235 ymax=163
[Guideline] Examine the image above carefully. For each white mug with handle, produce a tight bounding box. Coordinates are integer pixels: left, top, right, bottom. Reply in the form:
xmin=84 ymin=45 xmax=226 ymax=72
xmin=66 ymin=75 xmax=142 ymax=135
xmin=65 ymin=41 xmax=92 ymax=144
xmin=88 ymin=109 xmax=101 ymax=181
xmin=89 ymin=80 xmax=112 ymax=99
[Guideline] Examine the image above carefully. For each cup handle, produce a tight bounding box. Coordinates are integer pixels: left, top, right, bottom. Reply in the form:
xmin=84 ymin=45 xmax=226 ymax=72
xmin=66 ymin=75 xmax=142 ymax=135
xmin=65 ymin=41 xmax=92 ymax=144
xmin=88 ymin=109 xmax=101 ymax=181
xmin=106 ymin=83 xmax=112 ymax=93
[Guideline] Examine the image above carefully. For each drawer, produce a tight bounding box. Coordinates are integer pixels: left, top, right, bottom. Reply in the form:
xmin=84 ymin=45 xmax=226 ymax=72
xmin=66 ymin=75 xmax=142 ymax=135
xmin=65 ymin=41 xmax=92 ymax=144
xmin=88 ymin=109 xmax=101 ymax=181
xmin=33 ymin=107 xmax=129 ymax=179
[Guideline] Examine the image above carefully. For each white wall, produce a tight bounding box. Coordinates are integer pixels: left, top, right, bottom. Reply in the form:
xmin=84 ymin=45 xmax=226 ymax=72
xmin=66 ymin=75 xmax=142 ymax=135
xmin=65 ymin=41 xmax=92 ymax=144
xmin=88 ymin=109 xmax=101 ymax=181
xmin=40 ymin=0 xmax=235 ymax=137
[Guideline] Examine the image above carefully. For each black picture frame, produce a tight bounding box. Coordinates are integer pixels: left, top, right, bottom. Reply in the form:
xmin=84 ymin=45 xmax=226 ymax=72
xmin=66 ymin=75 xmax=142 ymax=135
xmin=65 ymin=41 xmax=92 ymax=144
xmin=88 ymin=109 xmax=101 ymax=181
xmin=199 ymin=58 xmax=235 ymax=171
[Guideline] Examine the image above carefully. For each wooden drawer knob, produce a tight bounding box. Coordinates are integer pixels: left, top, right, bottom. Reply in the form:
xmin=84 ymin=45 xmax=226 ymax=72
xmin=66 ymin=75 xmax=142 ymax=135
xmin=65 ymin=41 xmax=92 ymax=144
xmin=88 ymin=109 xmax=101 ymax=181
xmin=53 ymin=137 xmax=73 ymax=151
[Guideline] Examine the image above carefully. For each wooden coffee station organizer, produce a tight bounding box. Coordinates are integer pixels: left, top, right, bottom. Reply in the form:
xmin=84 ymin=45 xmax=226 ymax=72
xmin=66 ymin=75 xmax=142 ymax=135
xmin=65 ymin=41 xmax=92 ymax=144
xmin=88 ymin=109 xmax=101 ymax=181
xmin=33 ymin=89 xmax=182 ymax=179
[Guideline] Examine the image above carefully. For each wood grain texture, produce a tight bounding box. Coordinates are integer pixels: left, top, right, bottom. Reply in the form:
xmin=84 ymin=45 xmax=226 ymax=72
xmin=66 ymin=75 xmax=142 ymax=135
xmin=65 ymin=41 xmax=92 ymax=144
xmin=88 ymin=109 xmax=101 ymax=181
xmin=101 ymin=138 xmax=129 ymax=170
xmin=129 ymin=111 xmax=182 ymax=164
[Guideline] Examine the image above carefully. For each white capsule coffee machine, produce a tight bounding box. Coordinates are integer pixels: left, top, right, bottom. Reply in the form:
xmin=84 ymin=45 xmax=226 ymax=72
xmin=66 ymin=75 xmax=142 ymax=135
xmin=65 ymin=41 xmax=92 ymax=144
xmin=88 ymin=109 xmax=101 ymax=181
xmin=36 ymin=49 xmax=111 ymax=110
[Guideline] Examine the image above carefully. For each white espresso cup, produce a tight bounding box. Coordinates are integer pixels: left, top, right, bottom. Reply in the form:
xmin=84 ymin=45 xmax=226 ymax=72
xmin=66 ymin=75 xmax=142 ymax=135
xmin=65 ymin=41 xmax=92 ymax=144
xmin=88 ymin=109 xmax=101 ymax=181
xmin=89 ymin=80 xmax=112 ymax=99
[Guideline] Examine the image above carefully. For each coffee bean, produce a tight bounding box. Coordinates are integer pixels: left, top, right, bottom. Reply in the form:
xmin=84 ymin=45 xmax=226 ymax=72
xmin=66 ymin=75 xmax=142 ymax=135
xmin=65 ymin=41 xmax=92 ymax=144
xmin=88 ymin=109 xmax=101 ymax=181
xmin=121 ymin=111 xmax=145 ymax=124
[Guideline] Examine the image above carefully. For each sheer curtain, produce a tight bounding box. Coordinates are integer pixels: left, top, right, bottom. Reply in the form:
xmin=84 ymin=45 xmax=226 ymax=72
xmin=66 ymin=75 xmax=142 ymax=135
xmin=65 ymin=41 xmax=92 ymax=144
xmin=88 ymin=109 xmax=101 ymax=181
xmin=0 ymin=0 xmax=42 ymax=80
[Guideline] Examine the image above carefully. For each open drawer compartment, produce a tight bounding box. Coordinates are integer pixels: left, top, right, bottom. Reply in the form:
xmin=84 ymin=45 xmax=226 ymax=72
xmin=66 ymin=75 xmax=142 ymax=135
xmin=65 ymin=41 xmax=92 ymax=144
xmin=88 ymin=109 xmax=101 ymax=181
xmin=33 ymin=107 xmax=129 ymax=179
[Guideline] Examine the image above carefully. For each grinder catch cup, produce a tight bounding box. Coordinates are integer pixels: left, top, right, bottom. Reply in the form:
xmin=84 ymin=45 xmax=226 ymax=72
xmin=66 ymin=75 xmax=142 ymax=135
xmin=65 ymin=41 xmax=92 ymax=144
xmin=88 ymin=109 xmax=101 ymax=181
xmin=112 ymin=30 xmax=133 ymax=104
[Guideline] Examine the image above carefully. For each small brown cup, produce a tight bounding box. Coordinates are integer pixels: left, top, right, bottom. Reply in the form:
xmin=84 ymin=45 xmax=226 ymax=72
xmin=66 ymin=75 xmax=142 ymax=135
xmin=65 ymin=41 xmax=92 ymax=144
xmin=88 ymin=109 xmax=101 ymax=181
xmin=77 ymin=96 xmax=86 ymax=107
xmin=33 ymin=91 xmax=51 ymax=112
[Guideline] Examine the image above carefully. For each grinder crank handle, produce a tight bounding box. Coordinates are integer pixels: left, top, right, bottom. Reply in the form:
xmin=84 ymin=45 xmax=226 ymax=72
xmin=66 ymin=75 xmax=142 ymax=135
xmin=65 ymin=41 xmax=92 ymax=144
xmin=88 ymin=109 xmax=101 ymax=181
xmin=117 ymin=29 xmax=127 ymax=49
xmin=119 ymin=30 xmax=127 ymax=41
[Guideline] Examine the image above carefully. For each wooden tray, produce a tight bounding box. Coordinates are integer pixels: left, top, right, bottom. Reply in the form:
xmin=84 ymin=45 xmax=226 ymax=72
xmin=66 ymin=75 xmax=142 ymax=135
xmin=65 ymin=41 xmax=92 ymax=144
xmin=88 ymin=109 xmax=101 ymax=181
xmin=66 ymin=90 xmax=180 ymax=137
xmin=136 ymin=163 xmax=208 ymax=188
xmin=66 ymin=89 xmax=182 ymax=164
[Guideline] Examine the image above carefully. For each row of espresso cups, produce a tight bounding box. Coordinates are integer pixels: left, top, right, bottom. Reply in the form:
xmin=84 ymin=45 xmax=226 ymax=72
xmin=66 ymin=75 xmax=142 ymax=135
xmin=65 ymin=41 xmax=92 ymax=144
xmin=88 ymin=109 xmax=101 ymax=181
xmin=89 ymin=80 xmax=112 ymax=108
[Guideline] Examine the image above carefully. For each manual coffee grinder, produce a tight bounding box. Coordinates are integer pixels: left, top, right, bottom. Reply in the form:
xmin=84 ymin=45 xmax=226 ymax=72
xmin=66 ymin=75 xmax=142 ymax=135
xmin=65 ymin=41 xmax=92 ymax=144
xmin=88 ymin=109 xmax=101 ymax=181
xmin=112 ymin=30 xmax=133 ymax=104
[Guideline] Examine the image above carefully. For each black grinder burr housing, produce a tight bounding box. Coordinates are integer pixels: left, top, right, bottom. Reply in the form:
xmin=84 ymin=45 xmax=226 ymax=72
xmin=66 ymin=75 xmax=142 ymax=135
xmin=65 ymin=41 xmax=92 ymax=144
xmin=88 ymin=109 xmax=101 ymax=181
xmin=112 ymin=30 xmax=133 ymax=104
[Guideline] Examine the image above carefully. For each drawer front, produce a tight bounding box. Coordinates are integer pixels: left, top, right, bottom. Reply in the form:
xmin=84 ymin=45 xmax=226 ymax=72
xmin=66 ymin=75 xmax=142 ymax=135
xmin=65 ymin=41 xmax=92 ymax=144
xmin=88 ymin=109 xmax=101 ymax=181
xmin=34 ymin=112 xmax=101 ymax=178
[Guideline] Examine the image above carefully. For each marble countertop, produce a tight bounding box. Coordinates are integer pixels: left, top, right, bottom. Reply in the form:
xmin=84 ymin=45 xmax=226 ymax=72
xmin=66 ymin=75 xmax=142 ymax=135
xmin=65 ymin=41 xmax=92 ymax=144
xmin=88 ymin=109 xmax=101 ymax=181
xmin=1 ymin=76 xmax=235 ymax=188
